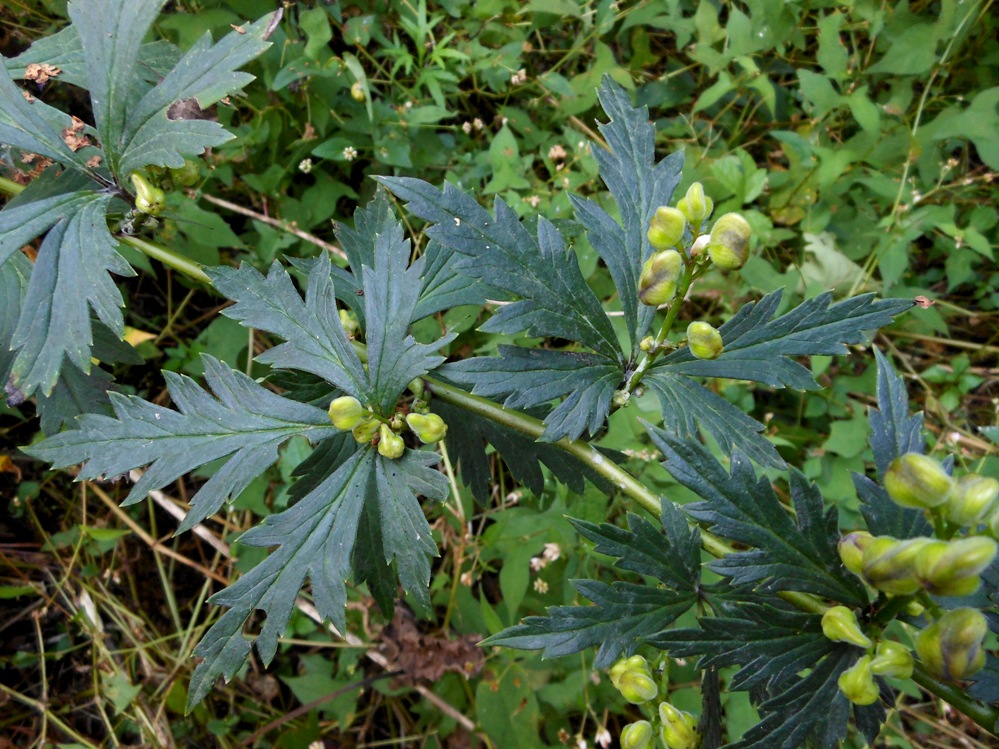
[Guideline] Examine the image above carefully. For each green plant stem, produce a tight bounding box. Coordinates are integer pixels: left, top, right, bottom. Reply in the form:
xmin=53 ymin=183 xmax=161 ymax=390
xmin=0 ymin=175 xmax=26 ymax=196
xmin=117 ymin=235 xmax=212 ymax=285
xmin=911 ymin=663 xmax=999 ymax=730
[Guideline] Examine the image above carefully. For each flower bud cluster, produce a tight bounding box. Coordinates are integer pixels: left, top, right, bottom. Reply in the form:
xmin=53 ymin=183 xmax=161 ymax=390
xmin=609 ymin=655 xmax=658 ymax=704
xmin=327 ymin=394 xmax=448 ymax=460
xmin=883 ymin=453 xmax=999 ymax=528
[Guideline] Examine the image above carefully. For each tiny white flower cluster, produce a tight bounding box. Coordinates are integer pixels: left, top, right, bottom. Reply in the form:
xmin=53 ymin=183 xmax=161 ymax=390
xmin=511 ymin=68 xmax=528 ymax=86
xmin=529 ymin=542 xmax=562 ymax=572
xmin=343 ymin=146 xmax=358 ymax=161
xmin=461 ymin=118 xmax=486 ymax=135
xmin=298 ymin=158 xmax=312 ymax=174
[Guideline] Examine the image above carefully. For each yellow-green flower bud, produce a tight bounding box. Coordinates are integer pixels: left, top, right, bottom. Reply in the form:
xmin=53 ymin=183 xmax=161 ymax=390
xmin=408 ymin=377 xmax=425 ymax=398
xmin=686 ymin=321 xmax=723 ymax=360
xmin=870 ymin=640 xmax=914 ymax=679
xmin=647 ymin=206 xmax=687 ymax=250
xmin=130 ymin=172 xmax=166 ymax=216
xmin=837 ymin=655 xmax=879 ymax=705
xmin=352 ymin=414 xmax=379 ymax=444
xmin=328 ymin=395 xmax=364 ymax=431
xmin=916 ymin=607 xmax=987 ymax=680
xmin=905 ymin=600 xmax=925 ymax=617
xmin=620 ymin=720 xmax=655 ymax=749
xmin=169 ymin=160 xmax=200 ymax=187
xmin=706 ymin=213 xmax=751 ymax=270
xmin=617 ymin=669 xmax=658 ymax=704
xmin=658 ymin=702 xmax=698 ymax=749
xmin=339 ymin=309 xmax=360 ymax=338
xmin=406 ymin=412 xmax=447 ymax=443
xmin=915 ymin=536 xmax=997 ymax=597
xmin=821 ymin=606 xmax=873 ymax=649
xmin=639 ymin=249 xmax=683 ymax=307
xmin=639 ymin=335 xmax=656 ymax=353
xmin=946 ymin=474 xmax=999 ymax=527
xmin=862 ymin=536 xmax=930 ymax=595
xmin=677 ymin=182 xmax=713 ymax=225
xmin=610 ymin=655 xmax=649 ymax=687
xmin=838 ymin=531 xmax=875 ymax=575
xmin=378 ymin=423 xmax=405 ymax=459
xmin=884 ymin=453 xmax=954 ymax=509
xmin=351 ymin=81 xmax=366 ymax=101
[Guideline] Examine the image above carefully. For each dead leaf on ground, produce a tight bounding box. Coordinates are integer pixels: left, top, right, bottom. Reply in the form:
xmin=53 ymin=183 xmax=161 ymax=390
xmin=379 ymin=607 xmax=486 ymax=687
xmin=23 ymin=62 xmax=61 ymax=86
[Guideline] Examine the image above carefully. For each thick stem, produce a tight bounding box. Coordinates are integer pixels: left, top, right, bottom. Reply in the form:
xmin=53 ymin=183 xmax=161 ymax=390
xmin=117 ymin=235 xmax=211 ymax=285
xmin=911 ymin=664 xmax=999 ymax=730
xmin=0 ymin=175 xmax=26 ymax=196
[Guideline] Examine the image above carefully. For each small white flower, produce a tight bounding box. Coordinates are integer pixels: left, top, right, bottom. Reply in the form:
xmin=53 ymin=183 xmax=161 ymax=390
xmin=525 ymin=195 xmax=541 ymax=208
xmin=460 ymin=571 xmax=473 ymax=587
xmin=511 ymin=68 xmax=528 ymax=85
xmin=530 ymin=556 xmax=547 ymax=572
xmin=533 ymin=578 xmax=549 ymax=593
xmin=542 ymin=542 xmax=561 ymax=562
xmin=308 ymin=741 xmax=324 ymax=749
xmin=343 ymin=146 xmax=358 ymax=161
xmin=473 ymin=118 xmax=485 ymax=131
xmin=548 ymin=144 xmax=567 ymax=161
xmin=595 ymin=727 xmax=612 ymax=748
xmin=298 ymin=158 xmax=312 ymax=174
xmin=462 ymin=121 xmax=473 ymax=134
xmin=575 ymin=738 xmax=587 ymax=749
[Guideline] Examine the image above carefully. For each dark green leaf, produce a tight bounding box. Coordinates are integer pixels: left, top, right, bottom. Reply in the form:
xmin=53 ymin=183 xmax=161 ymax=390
xmin=0 ymin=251 xmax=29 ymax=387
xmin=852 ymin=473 xmax=931 ymax=540
xmin=643 ymin=371 xmax=783 ymax=467
xmin=375 ymin=177 xmax=622 ymax=360
xmin=37 ymin=362 xmax=114 ymax=435
xmin=187 ymin=446 xmax=447 ymax=709
xmin=25 ymin=355 xmax=338 ymax=531
xmin=869 ymin=348 xmax=924 ymax=477
xmin=485 ymin=579 xmax=696 ymax=668
xmin=443 ymin=347 xmax=622 ymax=441
xmin=569 ymin=76 xmax=684 ymax=348
xmin=647 ymin=426 xmax=868 ymax=605
xmin=10 ymin=192 xmax=134 ymax=396
xmin=657 ymin=291 xmax=914 ymax=390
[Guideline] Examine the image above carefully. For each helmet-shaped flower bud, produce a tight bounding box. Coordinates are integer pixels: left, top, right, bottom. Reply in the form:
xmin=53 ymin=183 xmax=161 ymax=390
xmin=838 ymin=531 xmax=875 ymax=575
xmin=837 ymin=655 xmax=879 ymax=705
xmin=647 ymin=206 xmax=686 ymax=250
xmin=658 ymin=702 xmax=698 ymax=749
xmin=946 ymin=474 xmax=999 ymax=527
xmin=870 ymin=640 xmax=914 ymax=679
xmin=862 ymin=536 xmax=930 ymax=595
xmin=351 ymin=81 xmax=366 ymax=101
xmin=916 ymin=607 xmax=987 ymax=680
xmin=884 ymin=452 xmax=954 ymax=509
xmin=617 ymin=668 xmax=658 ymax=704
xmin=639 ymin=250 xmax=683 ymax=307
xmin=378 ymin=423 xmax=405 ymax=459
xmin=686 ymin=321 xmax=723 ymax=360
xmin=169 ymin=159 xmax=200 ymax=187
xmin=620 ymin=720 xmax=655 ymax=749
xmin=329 ymin=395 xmax=364 ymax=431
xmin=915 ymin=536 xmax=997 ymax=597
xmin=706 ymin=213 xmax=751 ymax=270
xmin=821 ymin=606 xmax=873 ymax=649
xmin=406 ymin=412 xmax=447 ymax=443
xmin=131 ymin=172 xmax=166 ymax=216
xmin=352 ymin=414 xmax=379 ymax=444
xmin=339 ymin=309 xmax=360 ymax=338
xmin=677 ymin=182 xmax=713 ymax=225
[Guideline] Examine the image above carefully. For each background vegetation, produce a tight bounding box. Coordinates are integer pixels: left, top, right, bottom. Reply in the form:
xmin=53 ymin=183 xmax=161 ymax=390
xmin=1 ymin=0 xmax=997 ymax=746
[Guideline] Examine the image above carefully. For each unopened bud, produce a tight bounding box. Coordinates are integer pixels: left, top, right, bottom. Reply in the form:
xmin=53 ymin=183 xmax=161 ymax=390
xmin=351 ymin=81 xmax=366 ymax=101
xmin=620 ymin=720 xmax=655 ymax=749
xmin=862 ymin=536 xmax=930 ymax=595
xmin=408 ymin=377 xmax=425 ymax=398
xmin=378 ymin=423 xmax=405 ymax=459
xmin=821 ymin=606 xmax=873 ymax=649
xmin=328 ymin=396 xmax=364 ymax=431
xmin=884 ymin=453 xmax=954 ymax=509
xmin=617 ymin=669 xmax=658 ymax=704
xmin=870 ymin=640 xmax=914 ymax=679
xmin=169 ymin=160 xmax=200 ymax=187
xmin=915 ymin=536 xmax=997 ymax=597
xmin=639 ymin=249 xmax=683 ymax=307
xmin=647 ymin=206 xmax=686 ymax=250
xmin=639 ymin=335 xmax=656 ymax=353
xmin=916 ymin=607 xmax=987 ymax=680
xmin=837 ymin=655 xmax=879 ymax=705
xmin=612 ymin=389 xmax=631 ymax=408
xmin=706 ymin=213 xmax=751 ymax=270
xmin=406 ymin=412 xmax=447 ymax=443
xmin=610 ymin=655 xmax=650 ymax=688
xmin=658 ymin=702 xmax=698 ymax=749
xmin=130 ymin=172 xmax=166 ymax=216
xmin=686 ymin=321 xmax=723 ymax=360
xmin=352 ymin=414 xmax=379 ymax=444
xmin=339 ymin=309 xmax=360 ymax=338
xmin=946 ymin=474 xmax=999 ymax=527
xmin=838 ymin=531 xmax=875 ymax=575
xmin=677 ymin=182 xmax=713 ymax=225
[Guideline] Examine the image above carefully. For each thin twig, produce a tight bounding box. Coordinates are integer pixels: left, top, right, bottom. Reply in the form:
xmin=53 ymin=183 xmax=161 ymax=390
xmin=199 ymin=192 xmax=347 ymax=260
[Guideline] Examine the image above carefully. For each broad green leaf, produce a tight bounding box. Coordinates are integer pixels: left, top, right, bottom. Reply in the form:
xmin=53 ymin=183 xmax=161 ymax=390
xmin=187 ymin=446 xmax=447 ymax=709
xmin=643 ymin=371 xmax=782 ymax=467
xmin=920 ymin=86 xmax=999 ymax=171
xmin=0 ymin=251 xmax=30 ymax=385
xmin=209 ymin=256 xmax=370 ymax=400
xmin=118 ymin=13 xmax=274 ymax=175
xmin=375 ymin=177 xmax=622 ymax=361
xmin=10 ymin=192 xmax=133 ymax=397
xmin=69 ymin=0 xmax=165 ymax=174
xmin=0 ymin=62 xmax=90 ymax=171
xmin=443 ymin=347 xmax=621 ymax=442
xmin=26 ymin=355 xmax=338 ymax=530
xmin=487 ymin=501 xmax=700 ymax=667
xmin=647 ymin=426 xmax=868 ymax=605
xmin=656 ymin=290 xmax=913 ymax=391
xmin=568 ymin=76 xmax=684 ymax=349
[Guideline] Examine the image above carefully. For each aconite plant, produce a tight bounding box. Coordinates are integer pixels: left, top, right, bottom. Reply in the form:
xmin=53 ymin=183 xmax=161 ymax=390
xmin=2 ymin=2 xmax=998 ymax=746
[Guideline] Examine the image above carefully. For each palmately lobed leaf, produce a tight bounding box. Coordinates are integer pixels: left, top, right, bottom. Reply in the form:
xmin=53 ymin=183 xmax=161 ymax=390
xmin=26 ymin=355 xmax=338 ymax=529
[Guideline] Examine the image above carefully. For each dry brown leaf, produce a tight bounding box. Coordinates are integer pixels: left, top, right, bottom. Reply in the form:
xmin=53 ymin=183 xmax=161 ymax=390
xmin=23 ymin=62 xmax=61 ymax=85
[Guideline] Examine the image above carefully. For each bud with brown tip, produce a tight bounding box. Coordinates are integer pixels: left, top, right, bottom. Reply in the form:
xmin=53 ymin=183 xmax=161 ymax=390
xmin=639 ymin=249 xmax=683 ymax=307
xmin=883 ymin=452 xmax=953 ymax=509
xmin=706 ymin=213 xmax=751 ymax=270
xmin=916 ymin=607 xmax=988 ymax=680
